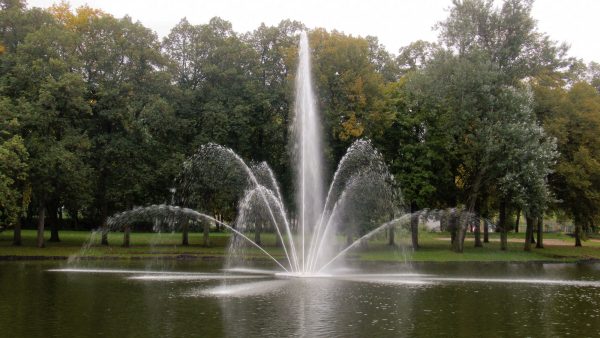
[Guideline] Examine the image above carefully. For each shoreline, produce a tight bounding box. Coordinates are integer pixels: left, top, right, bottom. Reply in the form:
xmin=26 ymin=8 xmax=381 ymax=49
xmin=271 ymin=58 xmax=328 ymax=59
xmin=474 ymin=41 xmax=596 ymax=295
xmin=2 ymin=254 xmax=599 ymax=265
xmin=2 ymin=230 xmax=599 ymax=264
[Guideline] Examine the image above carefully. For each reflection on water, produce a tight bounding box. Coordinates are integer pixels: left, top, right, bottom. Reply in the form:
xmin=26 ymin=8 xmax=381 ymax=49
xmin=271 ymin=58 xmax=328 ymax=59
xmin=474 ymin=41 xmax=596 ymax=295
xmin=199 ymin=280 xmax=288 ymax=297
xmin=1 ymin=261 xmax=600 ymax=337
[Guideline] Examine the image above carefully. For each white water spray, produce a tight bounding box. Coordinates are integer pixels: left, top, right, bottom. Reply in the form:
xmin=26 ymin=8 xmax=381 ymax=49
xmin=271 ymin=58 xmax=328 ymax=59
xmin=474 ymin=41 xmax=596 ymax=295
xmin=294 ymin=31 xmax=324 ymax=272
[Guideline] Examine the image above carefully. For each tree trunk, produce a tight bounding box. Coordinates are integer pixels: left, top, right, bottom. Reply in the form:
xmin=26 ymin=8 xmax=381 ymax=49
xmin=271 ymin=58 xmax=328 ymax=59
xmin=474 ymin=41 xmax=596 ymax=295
xmin=524 ymin=216 xmax=534 ymax=251
xmin=449 ymin=210 xmax=457 ymax=246
xmin=514 ymin=209 xmax=521 ymax=233
xmin=574 ymin=222 xmax=582 ymax=247
xmin=72 ymin=209 xmax=80 ymax=230
xmin=483 ymin=218 xmax=489 ymax=243
xmin=49 ymin=206 xmax=60 ymax=242
xmin=182 ymin=221 xmax=189 ymax=246
xmin=536 ymin=217 xmax=544 ymax=249
xmin=474 ymin=202 xmax=482 ymax=248
xmin=254 ymin=223 xmax=262 ymax=246
xmin=203 ymin=220 xmax=210 ymax=247
xmin=360 ymin=237 xmax=368 ymax=249
xmin=37 ymin=202 xmax=46 ymax=248
xmin=100 ymin=203 xmax=108 ymax=246
xmin=452 ymin=210 xmax=465 ymax=253
xmin=13 ymin=218 xmax=22 ymax=246
xmin=499 ymin=200 xmax=507 ymax=251
xmin=59 ymin=206 xmax=64 ymax=226
xmin=346 ymin=233 xmax=353 ymax=247
xmin=123 ymin=224 xmax=130 ymax=247
xmin=388 ymin=226 xmax=395 ymax=246
xmin=474 ymin=217 xmax=483 ymax=247
xmin=410 ymin=202 xmax=419 ymax=250
xmin=26 ymin=203 xmax=33 ymax=228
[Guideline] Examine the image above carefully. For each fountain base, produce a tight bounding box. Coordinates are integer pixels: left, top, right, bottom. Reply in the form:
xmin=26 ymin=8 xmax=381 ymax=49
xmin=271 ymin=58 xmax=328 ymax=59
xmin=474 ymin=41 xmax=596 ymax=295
xmin=275 ymin=272 xmax=333 ymax=279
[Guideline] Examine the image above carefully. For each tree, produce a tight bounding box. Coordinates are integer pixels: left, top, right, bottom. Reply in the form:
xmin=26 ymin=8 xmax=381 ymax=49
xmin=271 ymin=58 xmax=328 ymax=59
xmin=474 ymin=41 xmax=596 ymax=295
xmin=0 ymin=99 xmax=29 ymax=245
xmin=366 ymin=35 xmax=400 ymax=83
xmin=437 ymin=0 xmax=571 ymax=84
xmin=379 ymin=76 xmax=455 ymax=249
xmin=309 ymin=29 xmax=390 ymax=172
xmin=164 ymin=18 xmax=303 ymax=214
xmin=67 ymin=10 xmax=178 ymax=244
xmin=584 ymin=61 xmax=600 ymax=93
xmin=407 ymin=50 xmax=503 ymax=252
xmin=425 ymin=0 xmax=565 ymax=251
xmin=244 ymin=20 xmax=304 ymax=197
xmin=536 ymin=82 xmax=600 ymax=246
xmin=396 ymin=40 xmax=440 ymax=75
xmin=0 ymin=0 xmax=54 ymax=55
xmin=481 ymin=86 xmax=555 ymax=251
xmin=162 ymin=17 xmax=202 ymax=90
xmin=2 ymin=10 xmax=93 ymax=246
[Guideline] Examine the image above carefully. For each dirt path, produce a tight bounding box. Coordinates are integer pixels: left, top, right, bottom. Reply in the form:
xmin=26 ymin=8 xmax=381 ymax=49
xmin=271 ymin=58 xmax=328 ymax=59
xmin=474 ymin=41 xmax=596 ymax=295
xmin=435 ymin=237 xmax=573 ymax=245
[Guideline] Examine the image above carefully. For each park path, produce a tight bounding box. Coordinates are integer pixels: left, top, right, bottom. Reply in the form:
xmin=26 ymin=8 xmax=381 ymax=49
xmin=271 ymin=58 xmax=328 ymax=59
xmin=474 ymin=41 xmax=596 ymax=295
xmin=435 ymin=237 xmax=573 ymax=245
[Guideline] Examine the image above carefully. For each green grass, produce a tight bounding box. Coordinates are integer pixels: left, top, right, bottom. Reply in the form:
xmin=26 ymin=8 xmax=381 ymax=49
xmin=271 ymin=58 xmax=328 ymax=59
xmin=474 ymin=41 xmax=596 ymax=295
xmin=357 ymin=231 xmax=600 ymax=262
xmin=0 ymin=230 xmax=286 ymax=259
xmin=0 ymin=229 xmax=598 ymax=262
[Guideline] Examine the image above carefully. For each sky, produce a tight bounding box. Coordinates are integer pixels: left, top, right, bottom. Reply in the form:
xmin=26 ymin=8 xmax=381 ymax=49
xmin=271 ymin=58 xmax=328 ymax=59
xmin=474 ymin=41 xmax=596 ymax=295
xmin=26 ymin=0 xmax=599 ymax=63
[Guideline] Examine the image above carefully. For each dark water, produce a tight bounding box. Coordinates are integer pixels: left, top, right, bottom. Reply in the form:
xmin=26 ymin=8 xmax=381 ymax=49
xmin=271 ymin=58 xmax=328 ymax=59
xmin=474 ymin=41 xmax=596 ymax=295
xmin=1 ymin=261 xmax=600 ymax=337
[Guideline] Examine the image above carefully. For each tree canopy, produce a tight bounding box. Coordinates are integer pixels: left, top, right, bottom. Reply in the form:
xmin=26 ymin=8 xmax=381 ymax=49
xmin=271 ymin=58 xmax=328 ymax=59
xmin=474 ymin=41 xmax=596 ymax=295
xmin=0 ymin=0 xmax=598 ymax=249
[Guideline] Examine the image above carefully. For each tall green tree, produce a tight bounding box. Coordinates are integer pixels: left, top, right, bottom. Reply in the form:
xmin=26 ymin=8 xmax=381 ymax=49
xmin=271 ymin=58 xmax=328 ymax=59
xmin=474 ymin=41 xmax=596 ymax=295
xmin=424 ymin=0 xmax=567 ymax=251
xmin=309 ymin=29 xmax=390 ymax=167
xmin=2 ymin=10 xmax=93 ymax=246
xmin=535 ymin=82 xmax=600 ymax=246
xmin=244 ymin=20 xmax=304 ymax=203
xmin=0 ymin=99 xmax=29 ymax=245
xmin=380 ymin=75 xmax=455 ymax=249
xmin=437 ymin=0 xmax=570 ymax=84
xmin=62 ymin=8 xmax=178 ymax=243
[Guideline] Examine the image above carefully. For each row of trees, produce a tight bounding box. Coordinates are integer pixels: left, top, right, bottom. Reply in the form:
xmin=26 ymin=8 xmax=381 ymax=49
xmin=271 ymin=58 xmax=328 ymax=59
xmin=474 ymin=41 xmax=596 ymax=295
xmin=0 ymin=0 xmax=599 ymax=249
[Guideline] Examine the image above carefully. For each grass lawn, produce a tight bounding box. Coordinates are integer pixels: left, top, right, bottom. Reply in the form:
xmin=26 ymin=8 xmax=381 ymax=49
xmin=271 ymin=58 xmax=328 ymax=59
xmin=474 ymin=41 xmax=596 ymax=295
xmin=0 ymin=229 xmax=599 ymax=263
xmin=358 ymin=231 xmax=600 ymax=262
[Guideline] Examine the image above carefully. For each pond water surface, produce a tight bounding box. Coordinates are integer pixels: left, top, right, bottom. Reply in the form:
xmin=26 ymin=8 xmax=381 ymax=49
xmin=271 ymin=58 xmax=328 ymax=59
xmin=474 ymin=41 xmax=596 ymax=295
xmin=1 ymin=260 xmax=599 ymax=337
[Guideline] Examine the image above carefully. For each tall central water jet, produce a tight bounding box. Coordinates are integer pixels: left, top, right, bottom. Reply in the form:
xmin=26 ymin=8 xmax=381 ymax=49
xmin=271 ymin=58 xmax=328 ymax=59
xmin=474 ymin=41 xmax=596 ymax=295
xmin=293 ymin=32 xmax=324 ymax=272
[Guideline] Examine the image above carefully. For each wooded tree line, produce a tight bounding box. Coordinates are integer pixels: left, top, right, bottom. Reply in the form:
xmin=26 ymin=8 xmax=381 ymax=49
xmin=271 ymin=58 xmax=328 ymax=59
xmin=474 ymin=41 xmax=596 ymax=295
xmin=0 ymin=0 xmax=599 ymax=249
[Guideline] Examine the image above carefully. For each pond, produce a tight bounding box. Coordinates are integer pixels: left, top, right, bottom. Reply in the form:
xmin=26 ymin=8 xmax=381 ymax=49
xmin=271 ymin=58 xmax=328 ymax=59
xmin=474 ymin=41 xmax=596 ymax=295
xmin=1 ymin=260 xmax=599 ymax=337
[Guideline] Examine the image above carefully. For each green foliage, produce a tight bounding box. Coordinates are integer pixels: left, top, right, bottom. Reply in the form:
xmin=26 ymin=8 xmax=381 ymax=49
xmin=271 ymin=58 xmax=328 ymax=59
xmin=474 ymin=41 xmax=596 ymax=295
xmin=379 ymin=77 xmax=454 ymax=209
xmin=309 ymin=29 xmax=391 ymax=166
xmin=536 ymin=82 xmax=600 ymax=232
xmin=0 ymin=0 xmax=596 ymax=249
xmin=406 ymin=0 xmax=567 ymax=219
xmin=437 ymin=0 xmax=571 ymax=83
xmin=0 ymin=99 xmax=29 ymax=225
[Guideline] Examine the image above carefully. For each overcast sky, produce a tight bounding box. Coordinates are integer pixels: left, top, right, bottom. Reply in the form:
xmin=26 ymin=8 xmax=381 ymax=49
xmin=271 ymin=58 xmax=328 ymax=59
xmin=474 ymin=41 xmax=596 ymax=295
xmin=27 ymin=0 xmax=599 ymax=63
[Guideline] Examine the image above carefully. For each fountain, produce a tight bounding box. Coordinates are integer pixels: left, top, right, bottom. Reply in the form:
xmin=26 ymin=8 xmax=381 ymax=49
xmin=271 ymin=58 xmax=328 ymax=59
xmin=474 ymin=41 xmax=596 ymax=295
xmin=105 ymin=31 xmax=404 ymax=276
